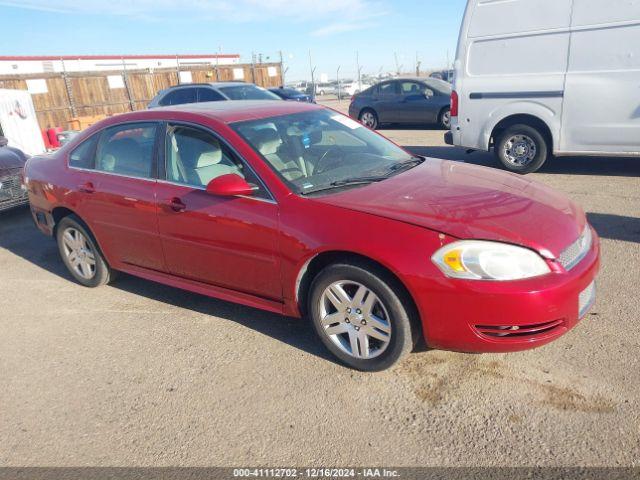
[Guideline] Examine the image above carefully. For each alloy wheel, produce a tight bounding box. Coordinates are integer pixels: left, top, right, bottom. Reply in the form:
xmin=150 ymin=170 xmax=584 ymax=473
xmin=61 ymin=227 xmax=96 ymax=280
xmin=319 ymin=281 xmax=392 ymax=360
xmin=360 ymin=112 xmax=377 ymax=129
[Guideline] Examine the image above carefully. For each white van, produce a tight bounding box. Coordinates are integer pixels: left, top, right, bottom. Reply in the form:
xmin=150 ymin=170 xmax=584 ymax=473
xmin=446 ymin=0 xmax=640 ymax=173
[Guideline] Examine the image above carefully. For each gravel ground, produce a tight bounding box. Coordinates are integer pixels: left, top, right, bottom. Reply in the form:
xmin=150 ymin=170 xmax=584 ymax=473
xmin=1 ymin=101 xmax=639 ymax=467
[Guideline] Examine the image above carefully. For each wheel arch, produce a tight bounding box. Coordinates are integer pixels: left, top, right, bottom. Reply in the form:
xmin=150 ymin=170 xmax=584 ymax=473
xmin=490 ymin=114 xmax=554 ymax=152
xmin=295 ymin=251 xmax=421 ymax=328
xmin=51 ymin=206 xmax=111 ymax=266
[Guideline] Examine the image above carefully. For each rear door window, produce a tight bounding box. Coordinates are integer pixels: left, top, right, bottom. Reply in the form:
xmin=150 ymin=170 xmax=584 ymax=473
xmin=197 ymin=88 xmax=225 ymax=102
xmin=160 ymin=88 xmax=197 ymax=106
xmin=69 ymin=135 xmax=99 ymax=169
xmin=95 ymin=123 xmax=158 ymax=179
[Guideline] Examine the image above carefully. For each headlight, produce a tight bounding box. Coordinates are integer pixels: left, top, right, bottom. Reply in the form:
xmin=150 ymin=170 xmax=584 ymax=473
xmin=432 ymin=241 xmax=551 ymax=281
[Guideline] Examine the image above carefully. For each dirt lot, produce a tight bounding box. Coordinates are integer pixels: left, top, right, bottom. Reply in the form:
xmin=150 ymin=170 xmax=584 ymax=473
xmin=1 ymin=101 xmax=639 ymax=467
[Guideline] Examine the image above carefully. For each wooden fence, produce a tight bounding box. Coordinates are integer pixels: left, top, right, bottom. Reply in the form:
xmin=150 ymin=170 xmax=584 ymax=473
xmin=0 ymin=62 xmax=283 ymax=130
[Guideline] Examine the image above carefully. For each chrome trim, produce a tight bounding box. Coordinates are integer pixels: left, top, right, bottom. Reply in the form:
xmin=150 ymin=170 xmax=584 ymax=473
xmin=67 ymin=166 xmax=157 ymax=183
xmin=558 ymin=226 xmax=593 ymax=271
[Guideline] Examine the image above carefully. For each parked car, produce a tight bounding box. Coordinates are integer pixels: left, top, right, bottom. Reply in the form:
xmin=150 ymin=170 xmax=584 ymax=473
xmin=310 ymin=83 xmax=336 ymax=96
xmin=25 ymin=101 xmax=599 ymax=371
xmin=447 ymin=0 xmax=640 ymax=173
xmin=269 ymin=87 xmax=314 ymax=103
xmin=148 ymin=82 xmax=280 ymax=108
xmin=430 ymin=70 xmax=454 ymax=83
xmin=0 ymin=136 xmax=29 ymax=212
xmin=340 ymin=81 xmax=372 ymax=97
xmin=349 ymin=78 xmax=452 ymax=130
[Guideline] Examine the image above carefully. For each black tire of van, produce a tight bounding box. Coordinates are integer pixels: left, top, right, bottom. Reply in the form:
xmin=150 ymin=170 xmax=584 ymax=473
xmin=495 ymin=124 xmax=549 ymax=174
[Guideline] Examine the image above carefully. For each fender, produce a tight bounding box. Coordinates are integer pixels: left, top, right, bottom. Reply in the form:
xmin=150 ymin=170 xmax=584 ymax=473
xmin=479 ymin=101 xmax=561 ymax=152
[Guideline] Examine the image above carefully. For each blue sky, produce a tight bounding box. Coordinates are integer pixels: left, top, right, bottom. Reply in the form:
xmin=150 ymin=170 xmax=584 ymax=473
xmin=0 ymin=0 xmax=467 ymax=81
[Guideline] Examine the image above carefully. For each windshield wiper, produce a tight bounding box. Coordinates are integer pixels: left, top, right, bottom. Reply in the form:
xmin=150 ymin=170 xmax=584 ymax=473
xmin=387 ymin=156 xmax=425 ymax=174
xmin=300 ymin=176 xmax=387 ymax=195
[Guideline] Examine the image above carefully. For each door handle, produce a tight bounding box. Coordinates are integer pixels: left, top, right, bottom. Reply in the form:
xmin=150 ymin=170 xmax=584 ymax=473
xmin=167 ymin=197 xmax=186 ymax=213
xmin=78 ymin=182 xmax=95 ymax=194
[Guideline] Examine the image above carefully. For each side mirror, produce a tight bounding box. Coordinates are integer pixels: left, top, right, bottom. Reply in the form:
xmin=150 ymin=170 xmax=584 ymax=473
xmin=424 ymin=90 xmax=435 ymax=99
xmin=0 ymin=136 xmax=8 ymax=147
xmin=206 ymin=174 xmax=255 ymax=197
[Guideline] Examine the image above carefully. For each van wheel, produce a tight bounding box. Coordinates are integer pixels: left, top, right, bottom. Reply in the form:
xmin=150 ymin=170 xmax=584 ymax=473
xmin=308 ymin=263 xmax=416 ymax=371
xmin=56 ymin=215 xmax=115 ymax=288
xmin=495 ymin=124 xmax=549 ymax=174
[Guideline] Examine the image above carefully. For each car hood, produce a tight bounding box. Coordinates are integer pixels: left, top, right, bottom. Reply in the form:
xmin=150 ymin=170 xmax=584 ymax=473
xmin=314 ymin=159 xmax=585 ymax=257
xmin=0 ymin=147 xmax=26 ymax=171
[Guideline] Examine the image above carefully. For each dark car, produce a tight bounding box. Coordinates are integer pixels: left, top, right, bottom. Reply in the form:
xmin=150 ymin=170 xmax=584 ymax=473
xmin=0 ymin=136 xmax=29 ymax=212
xmin=269 ymin=87 xmax=314 ymax=103
xmin=148 ymin=82 xmax=281 ymax=108
xmin=349 ymin=78 xmax=452 ymax=130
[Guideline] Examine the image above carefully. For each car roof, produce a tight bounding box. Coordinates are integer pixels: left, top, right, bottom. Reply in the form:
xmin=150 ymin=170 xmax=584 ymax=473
xmin=162 ymin=82 xmax=251 ymax=92
xmin=152 ymin=100 xmax=323 ymax=123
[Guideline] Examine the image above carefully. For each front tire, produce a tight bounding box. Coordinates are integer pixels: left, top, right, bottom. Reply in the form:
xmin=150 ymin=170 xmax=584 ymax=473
xmin=359 ymin=109 xmax=379 ymax=130
xmin=308 ymin=263 xmax=416 ymax=371
xmin=495 ymin=124 xmax=549 ymax=174
xmin=56 ymin=215 xmax=114 ymax=288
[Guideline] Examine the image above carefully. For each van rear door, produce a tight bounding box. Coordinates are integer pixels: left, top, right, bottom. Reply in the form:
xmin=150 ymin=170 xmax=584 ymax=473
xmin=560 ymin=1 xmax=640 ymax=154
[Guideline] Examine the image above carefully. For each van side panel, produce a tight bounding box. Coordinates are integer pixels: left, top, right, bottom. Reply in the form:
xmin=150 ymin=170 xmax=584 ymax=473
xmin=468 ymin=0 xmax=572 ymax=38
xmin=454 ymin=0 xmax=571 ymax=151
xmin=560 ymin=1 xmax=640 ymax=153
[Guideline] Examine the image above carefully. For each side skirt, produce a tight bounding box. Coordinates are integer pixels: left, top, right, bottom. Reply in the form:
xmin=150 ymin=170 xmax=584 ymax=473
xmin=119 ymin=263 xmax=286 ymax=316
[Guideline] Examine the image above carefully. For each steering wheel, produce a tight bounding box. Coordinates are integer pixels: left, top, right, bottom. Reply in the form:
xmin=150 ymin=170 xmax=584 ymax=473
xmin=314 ymin=146 xmax=344 ymax=175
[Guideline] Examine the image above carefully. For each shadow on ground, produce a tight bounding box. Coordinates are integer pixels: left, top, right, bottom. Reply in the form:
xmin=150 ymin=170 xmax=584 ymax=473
xmin=405 ymin=145 xmax=640 ymax=177
xmin=587 ymin=213 xmax=640 ymax=244
xmin=0 ymin=206 xmax=336 ymax=365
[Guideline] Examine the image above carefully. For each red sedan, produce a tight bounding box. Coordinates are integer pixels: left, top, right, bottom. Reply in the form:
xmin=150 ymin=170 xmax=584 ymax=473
xmin=25 ymin=101 xmax=600 ymax=371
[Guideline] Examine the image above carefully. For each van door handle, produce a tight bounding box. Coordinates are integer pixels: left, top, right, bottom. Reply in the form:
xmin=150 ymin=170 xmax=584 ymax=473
xmin=167 ymin=197 xmax=186 ymax=213
xmin=78 ymin=182 xmax=95 ymax=194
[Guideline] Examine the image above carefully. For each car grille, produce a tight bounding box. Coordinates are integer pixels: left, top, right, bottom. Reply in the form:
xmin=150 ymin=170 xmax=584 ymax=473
xmin=558 ymin=225 xmax=593 ymax=271
xmin=0 ymin=169 xmax=29 ymax=211
xmin=475 ymin=319 xmax=565 ymax=339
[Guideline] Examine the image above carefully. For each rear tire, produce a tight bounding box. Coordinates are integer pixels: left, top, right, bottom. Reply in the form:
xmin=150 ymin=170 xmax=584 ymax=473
xmin=56 ymin=215 xmax=114 ymax=288
xmin=359 ymin=109 xmax=379 ymax=130
xmin=495 ymin=124 xmax=549 ymax=174
xmin=439 ymin=107 xmax=451 ymax=129
xmin=308 ymin=263 xmax=416 ymax=371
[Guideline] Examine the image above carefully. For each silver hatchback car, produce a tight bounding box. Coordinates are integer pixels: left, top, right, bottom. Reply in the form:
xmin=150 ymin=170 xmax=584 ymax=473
xmin=147 ymin=82 xmax=281 ymax=108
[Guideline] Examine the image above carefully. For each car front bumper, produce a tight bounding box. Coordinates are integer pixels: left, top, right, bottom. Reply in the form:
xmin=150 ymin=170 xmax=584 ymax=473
xmin=411 ymin=235 xmax=601 ymax=353
xmin=0 ymin=171 xmax=29 ymax=212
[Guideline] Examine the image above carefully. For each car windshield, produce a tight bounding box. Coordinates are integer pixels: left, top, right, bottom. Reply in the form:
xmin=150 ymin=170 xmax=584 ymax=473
xmin=219 ymin=85 xmax=280 ymax=101
xmin=233 ymin=109 xmax=420 ymax=195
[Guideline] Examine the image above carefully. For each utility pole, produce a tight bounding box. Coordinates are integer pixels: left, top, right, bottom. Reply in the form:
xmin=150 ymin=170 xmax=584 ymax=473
xmin=121 ymin=57 xmax=135 ymax=112
xmin=279 ymin=50 xmax=285 ymax=87
xmin=336 ymin=65 xmax=341 ymax=101
xmin=176 ymin=54 xmax=181 ymax=84
xmin=416 ymin=51 xmax=421 ymax=77
xmin=309 ymin=50 xmax=317 ymax=100
xmin=394 ymin=52 xmax=402 ymax=76
xmin=356 ymin=51 xmax=362 ymax=89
